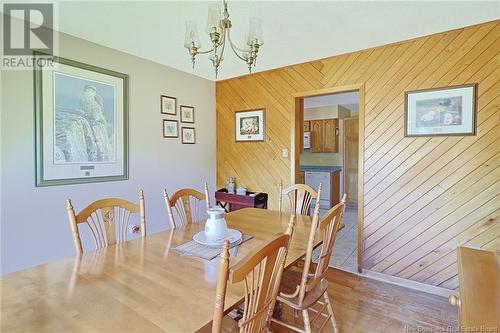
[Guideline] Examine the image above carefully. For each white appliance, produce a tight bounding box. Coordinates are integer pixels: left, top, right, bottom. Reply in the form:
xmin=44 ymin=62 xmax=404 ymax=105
xmin=305 ymin=171 xmax=331 ymax=217
xmin=303 ymin=132 xmax=311 ymax=149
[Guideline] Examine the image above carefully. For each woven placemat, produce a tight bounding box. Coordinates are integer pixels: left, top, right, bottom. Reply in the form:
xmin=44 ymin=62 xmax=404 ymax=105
xmin=173 ymin=234 xmax=254 ymax=261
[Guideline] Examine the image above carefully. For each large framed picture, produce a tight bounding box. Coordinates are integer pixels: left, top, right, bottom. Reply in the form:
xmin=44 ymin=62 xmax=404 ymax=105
xmin=235 ymin=108 xmax=266 ymax=142
xmin=405 ymin=84 xmax=477 ymax=137
xmin=34 ymin=52 xmax=129 ymax=186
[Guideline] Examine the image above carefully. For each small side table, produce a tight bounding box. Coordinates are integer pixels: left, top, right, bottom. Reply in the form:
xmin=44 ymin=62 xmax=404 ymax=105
xmin=215 ymin=189 xmax=268 ymax=213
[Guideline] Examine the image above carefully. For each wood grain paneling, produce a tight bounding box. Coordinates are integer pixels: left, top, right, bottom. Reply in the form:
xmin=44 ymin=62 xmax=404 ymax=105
xmin=216 ymin=20 xmax=500 ymax=290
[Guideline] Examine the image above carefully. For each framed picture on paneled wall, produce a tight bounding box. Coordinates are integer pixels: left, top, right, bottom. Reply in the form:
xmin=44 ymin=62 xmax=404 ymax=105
xmin=34 ymin=52 xmax=129 ymax=186
xmin=405 ymin=84 xmax=477 ymax=137
xmin=235 ymin=108 xmax=266 ymax=142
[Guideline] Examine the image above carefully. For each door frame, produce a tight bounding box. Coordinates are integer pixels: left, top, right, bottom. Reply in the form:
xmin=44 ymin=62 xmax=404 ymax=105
xmin=291 ymin=83 xmax=365 ymax=273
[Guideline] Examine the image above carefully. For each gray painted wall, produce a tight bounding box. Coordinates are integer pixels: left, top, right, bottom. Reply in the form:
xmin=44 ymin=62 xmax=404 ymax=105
xmin=0 ymin=32 xmax=216 ymax=274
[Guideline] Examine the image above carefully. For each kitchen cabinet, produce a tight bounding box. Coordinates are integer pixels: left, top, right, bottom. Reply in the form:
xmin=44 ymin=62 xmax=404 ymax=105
xmin=323 ymin=119 xmax=339 ymax=153
xmin=310 ymin=120 xmax=323 ymax=153
xmin=309 ymin=119 xmax=339 ymax=153
xmin=303 ymin=121 xmax=310 ymax=132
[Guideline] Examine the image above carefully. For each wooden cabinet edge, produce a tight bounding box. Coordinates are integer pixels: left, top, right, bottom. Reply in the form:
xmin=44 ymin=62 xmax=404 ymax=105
xmin=331 ymin=170 xmax=340 ymax=205
xmin=298 ymin=171 xmax=305 ymax=184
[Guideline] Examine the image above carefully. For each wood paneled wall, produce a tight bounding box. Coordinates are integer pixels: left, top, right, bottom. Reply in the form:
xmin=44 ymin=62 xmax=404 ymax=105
xmin=216 ymin=20 xmax=500 ymax=290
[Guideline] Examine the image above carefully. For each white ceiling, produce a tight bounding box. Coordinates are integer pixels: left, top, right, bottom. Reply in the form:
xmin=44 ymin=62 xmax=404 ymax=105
xmin=53 ymin=1 xmax=499 ymax=81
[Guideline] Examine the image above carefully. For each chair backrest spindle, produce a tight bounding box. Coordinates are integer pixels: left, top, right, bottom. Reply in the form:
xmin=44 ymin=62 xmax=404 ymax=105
xmin=212 ymin=241 xmax=231 ymax=332
xmin=205 ymin=182 xmax=211 ymax=210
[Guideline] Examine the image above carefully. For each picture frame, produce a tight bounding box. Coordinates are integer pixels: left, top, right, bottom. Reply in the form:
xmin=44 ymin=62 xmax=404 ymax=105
xmin=235 ymin=108 xmax=266 ymax=142
xmin=180 ymin=105 xmax=195 ymax=123
xmin=181 ymin=127 xmax=196 ymax=144
xmin=163 ymin=120 xmax=179 ymax=138
xmin=405 ymin=84 xmax=477 ymax=137
xmin=161 ymin=95 xmax=177 ymax=115
xmin=34 ymin=51 xmax=129 ymax=186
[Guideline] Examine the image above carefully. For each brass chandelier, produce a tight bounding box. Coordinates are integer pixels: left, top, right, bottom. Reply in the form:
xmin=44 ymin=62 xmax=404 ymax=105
xmin=184 ymin=0 xmax=264 ymax=78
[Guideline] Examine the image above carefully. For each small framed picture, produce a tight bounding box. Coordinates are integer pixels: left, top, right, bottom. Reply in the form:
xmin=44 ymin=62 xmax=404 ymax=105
xmin=180 ymin=105 xmax=195 ymax=123
xmin=181 ymin=127 xmax=196 ymax=144
xmin=235 ymin=108 xmax=266 ymax=142
xmin=163 ymin=120 xmax=178 ymax=138
xmin=161 ymin=95 xmax=176 ymax=115
xmin=405 ymin=84 xmax=477 ymax=137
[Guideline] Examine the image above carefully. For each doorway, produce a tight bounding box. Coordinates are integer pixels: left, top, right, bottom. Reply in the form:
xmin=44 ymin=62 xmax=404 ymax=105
xmin=292 ymin=84 xmax=364 ymax=273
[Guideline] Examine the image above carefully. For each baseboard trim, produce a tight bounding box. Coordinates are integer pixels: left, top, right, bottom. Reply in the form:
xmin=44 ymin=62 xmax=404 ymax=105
xmin=361 ymin=269 xmax=458 ymax=298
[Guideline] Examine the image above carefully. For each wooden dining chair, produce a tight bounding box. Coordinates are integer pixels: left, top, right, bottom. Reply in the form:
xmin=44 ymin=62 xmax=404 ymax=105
xmin=212 ymin=216 xmax=296 ymax=333
xmin=278 ymin=181 xmax=321 ymax=216
xmin=66 ymin=190 xmax=146 ymax=255
xmin=163 ymin=182 xmax=210 ymax=228
xmin=272 ymin=195 xmax=346 ymax=333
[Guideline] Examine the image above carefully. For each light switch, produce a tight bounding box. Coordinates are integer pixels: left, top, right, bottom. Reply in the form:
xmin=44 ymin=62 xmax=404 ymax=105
xmin=282 ymin=148 xmax=289 ymax=158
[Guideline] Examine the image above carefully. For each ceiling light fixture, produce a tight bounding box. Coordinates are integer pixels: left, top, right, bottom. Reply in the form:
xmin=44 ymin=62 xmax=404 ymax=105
xmin=184 ymin=0 xmax=264 ymax=78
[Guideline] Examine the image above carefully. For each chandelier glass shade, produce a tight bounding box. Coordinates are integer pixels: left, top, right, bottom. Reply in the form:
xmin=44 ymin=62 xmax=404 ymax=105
xmin=184 ymin=0 xmax=264 ymax=78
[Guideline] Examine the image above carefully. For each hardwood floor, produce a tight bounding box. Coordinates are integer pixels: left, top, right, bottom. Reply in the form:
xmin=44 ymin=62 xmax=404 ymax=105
xmin=272 ymin=267 xmax=458 ymax=333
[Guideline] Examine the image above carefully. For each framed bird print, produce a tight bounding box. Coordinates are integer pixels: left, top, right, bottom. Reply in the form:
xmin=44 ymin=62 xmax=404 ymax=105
xmin=34 ymin=52 xmax=129 ymax=186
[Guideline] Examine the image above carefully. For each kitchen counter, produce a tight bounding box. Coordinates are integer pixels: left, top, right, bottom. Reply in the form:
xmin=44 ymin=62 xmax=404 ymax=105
xmin=300 ymin=165 xmax=342 ymax=173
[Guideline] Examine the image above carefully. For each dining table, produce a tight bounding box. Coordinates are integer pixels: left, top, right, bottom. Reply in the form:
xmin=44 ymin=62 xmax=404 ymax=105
xmin=0 ymin=208 xmax=341 ymax=333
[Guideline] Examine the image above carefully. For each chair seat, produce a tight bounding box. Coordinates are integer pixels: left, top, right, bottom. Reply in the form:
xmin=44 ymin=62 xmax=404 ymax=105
xmin=277 ymin=268 xmax=329 ymax=310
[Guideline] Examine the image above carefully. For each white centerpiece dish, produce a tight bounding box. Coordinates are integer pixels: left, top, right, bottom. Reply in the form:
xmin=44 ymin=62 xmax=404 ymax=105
xmin=193 ymin=207 xmax=242 ymax=246
xmin=193 ymin=229 xmax=242 ymax=247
